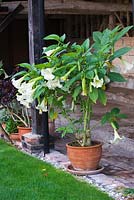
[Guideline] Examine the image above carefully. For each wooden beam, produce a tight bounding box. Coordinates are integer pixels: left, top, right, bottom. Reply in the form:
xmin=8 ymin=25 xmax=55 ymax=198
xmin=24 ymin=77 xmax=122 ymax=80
xmin=114 ymin=12 xmax=129 ymax=36
xmin=45 ymin=0 xmax=132 ymax=14
xmin=0 ymin=3 xmax=24 ymax=32
xmin=0 ymin=6 xmax=8 ymax=12
xmin=0 ymin=1 xmax=132 ymax=15
xmin=28 ymin=0 xmax=49 ymax=154
xmin=132 ymin=0 xmax=134 ymax=25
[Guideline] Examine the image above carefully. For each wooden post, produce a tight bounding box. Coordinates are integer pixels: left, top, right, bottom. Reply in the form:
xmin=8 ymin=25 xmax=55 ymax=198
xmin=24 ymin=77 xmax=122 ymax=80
xmin=132 ymin=0 xmax=134 ymax=26
xmin=108 ymin=14 xmax=115 ymax=30
xmin=28 ymin=0 xmax=49 ymax=154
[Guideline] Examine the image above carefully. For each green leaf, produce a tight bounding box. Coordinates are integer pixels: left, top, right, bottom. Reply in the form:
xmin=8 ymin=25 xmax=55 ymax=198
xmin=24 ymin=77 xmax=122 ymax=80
xmin=60 ymin=34 xmax=66 ymax=42
xmin=0 ymin=69 xmax=4 ymax=76
xmin=111 ymin=121 xmax=119 ymax=129
xmin=33 ymin=86 xmax=46 ymax=99
xmin=63 ymin=73 xmax=81 ymax=91
xmin=47 ymin=96 xmax=54 ymax=106
xmin=111 ymin=107 xmax=120 ymax=115
xmin=44 ymin=34 xmax=60 ymax=42
xmin=42 ymin=44 xmax=58 ymax=53
xmin=86 ymin=54 xmax=98 ymax=65
xmin=12 ymin=71 xmax=27 ymax=78
xmin=56 ymin=125 xmax=74 ymax=137
xmin=72 ymin=86 xmax=81 ymax=101
xmin=98 ymin=89 xmax=107 ymax=105
xmin=117 ymin=113 xmax=127 ymax=119
xmin=108 ymin=72 xmax=126 ymax=82
xmin=93 ymin=31 xmax=102 ymax=43
xmin=109 ymin=47 xmax=131 ymax=61
xmin=53 ymin=65 xmax=67 ymax=76
xmin=0 ymin=60 xmax=3 ymax=68
xmin=98 ymin=68 xmax=106 ymax=78
xmin=86 ymin=71 xmax=94 ymax=79
xmin=18 ymin=63 xmax=32 ymax=70
xmin=36 ymin=62 xmax=51 ymax=69
xmin=49 ymin=108 xmax=58 ymax=120
xmin=82 ymin=38 xmax=90 ymax=51
xmin=101 ymin=112 xmax=111 ymax=124
xmin=113 ymin=26 xmax=133 ymax=42
xmin=89 ymin=88 xmax=98 ymax=103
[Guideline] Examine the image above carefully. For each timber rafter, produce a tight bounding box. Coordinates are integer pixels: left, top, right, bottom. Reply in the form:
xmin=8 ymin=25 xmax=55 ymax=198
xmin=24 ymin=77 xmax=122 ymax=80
xmin=0 ymin=3 xmax=24 ymax=32
xmin=0 ymin=0 xmax=132 ymax=15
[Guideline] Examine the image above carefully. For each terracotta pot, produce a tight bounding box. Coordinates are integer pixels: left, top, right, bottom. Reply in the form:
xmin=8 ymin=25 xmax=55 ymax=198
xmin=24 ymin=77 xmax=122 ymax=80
xmin=66 ymin=141 xmax=102 ymax=171
xmin=17 ymin=126 xmax=32 ymax=140
xmin=9 ymin=133 xmax=20 ymax=141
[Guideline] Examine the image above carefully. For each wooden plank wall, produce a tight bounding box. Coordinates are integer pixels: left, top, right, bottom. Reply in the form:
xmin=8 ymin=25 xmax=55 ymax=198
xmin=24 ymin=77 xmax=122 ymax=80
xmin=0 ymin=0 xmax=133 ymax=73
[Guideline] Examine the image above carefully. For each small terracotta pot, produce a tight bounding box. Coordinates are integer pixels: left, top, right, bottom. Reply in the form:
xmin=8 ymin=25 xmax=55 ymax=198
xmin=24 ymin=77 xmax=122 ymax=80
xmin=17 ymin=126 xmax=32 ymax=140
xmin=9 ymin=133 xmax=20 ymax=141
xmin=66 ymin=141 xmax=102 ymax=171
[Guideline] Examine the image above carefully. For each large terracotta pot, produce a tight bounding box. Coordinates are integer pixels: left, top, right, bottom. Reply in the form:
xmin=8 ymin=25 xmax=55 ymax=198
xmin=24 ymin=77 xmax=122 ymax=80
xmin=17 ymin=126 xmax=32 ymax=140
xmin=66 ymin=141 xmax=102 ymax=171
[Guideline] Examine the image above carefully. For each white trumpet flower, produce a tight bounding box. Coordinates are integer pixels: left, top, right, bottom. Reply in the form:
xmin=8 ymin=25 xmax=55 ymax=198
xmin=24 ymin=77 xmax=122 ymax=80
xmin=36 ymin=100 xmax=48 ymax=114
xmin=111 ymin=128 xmax=122 ymax=144
xmin=12 ymin=77 xmax=24 ymax=89
xmin=17 ymin=81 xmax=35 ymax=108
xmin=91 ymin=75 xmax=103 ymax=88
xmin=121 ymin=59 xmax=134 ymax=73
xmin=43 ymin=47 xmax=56 ymax=57
xmin=41 ymin=68 xmax=55 ymax=80
xmin=46 ymin=79 xmax=62 ymax=90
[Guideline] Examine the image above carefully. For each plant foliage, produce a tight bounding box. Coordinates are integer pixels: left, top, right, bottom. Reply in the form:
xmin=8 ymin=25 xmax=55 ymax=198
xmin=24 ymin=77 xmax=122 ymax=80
xmin=12 ymin=26 xmax=133 ymax=146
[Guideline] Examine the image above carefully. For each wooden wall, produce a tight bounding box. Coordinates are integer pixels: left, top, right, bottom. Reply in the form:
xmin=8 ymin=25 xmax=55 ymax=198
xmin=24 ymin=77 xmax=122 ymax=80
xmin=0 ymin=19 xmax=28 ymax=74
xmin=0 ymin=9 xmax=134 ymax=74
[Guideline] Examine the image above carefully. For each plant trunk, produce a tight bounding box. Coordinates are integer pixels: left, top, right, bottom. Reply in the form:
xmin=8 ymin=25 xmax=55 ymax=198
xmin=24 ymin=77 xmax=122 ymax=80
xmin=82 ymin=97 xmax=92 ymax=146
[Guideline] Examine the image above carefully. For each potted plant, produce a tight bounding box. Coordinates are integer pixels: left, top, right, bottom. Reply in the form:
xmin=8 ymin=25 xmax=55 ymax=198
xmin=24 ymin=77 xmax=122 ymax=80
xmin=0 ymin=65 xmax=31 ymax=140
xmin=12 ymin=26 xmax=132 ymax=170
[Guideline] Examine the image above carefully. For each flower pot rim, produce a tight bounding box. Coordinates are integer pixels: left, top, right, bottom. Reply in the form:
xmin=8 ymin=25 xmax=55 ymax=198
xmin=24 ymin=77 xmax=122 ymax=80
xmin=66 ymin=141 xmax=102 ymax=149
xmin=17 ymin=126 xmax=32 ymax=129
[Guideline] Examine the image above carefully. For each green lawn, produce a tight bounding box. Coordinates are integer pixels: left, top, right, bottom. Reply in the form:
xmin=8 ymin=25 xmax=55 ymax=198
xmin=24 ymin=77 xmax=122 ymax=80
xmin=0 ymin=139 xmax=113 ymax=200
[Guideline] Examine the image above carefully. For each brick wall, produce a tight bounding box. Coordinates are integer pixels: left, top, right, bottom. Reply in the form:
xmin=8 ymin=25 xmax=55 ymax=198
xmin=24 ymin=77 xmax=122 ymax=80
xmin=113 ymin=37 xmax=134 ymax=75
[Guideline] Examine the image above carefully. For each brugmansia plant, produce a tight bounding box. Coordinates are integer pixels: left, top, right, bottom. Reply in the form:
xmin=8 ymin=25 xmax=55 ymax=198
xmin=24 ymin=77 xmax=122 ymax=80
xmin=12 ymin=26 xmax=132 ymax=147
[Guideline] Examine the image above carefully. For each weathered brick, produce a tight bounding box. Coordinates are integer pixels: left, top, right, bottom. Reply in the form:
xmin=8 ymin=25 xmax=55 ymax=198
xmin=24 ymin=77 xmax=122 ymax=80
xmin=22 ymin=141 xmax=44 ymax=153
xmin=122 ymin=37 xmax=134 ymax=46
xmin=21 ymin=132 xmax=54 ymax=153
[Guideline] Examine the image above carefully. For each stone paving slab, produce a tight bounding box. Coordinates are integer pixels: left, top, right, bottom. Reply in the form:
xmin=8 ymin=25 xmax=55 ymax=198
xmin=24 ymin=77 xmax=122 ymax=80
xmin=30 ymin=149 xmax=134 ymax=200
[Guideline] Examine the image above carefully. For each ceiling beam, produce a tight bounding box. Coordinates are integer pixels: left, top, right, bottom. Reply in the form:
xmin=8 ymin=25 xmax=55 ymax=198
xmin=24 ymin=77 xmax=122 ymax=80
xmin=0 ymin=3 xmax=24 ymax=32
xmin=0 ymin=1 xmax=132 ymax=15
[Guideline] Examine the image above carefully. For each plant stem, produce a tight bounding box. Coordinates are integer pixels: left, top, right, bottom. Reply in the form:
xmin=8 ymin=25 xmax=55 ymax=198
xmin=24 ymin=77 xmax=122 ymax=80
xmin=82 ymin=96 xmax=92 ymax=146
xmin=4 ymin=105 xmax=28 ymax=127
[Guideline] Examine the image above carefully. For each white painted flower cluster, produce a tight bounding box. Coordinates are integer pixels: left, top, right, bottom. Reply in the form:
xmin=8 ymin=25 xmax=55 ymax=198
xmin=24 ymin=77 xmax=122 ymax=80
xmin=12 ymin=77 xmax=35 ymax=108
